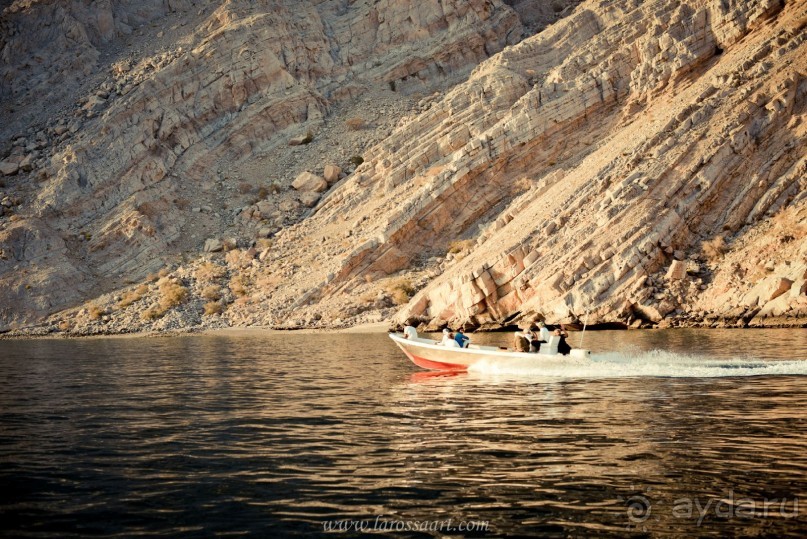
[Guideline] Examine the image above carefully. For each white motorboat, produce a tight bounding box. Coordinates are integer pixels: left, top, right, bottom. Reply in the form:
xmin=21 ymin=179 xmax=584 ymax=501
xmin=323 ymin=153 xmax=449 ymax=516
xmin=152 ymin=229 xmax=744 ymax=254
xmin=389 ymin=329 xmax=591 ymax=371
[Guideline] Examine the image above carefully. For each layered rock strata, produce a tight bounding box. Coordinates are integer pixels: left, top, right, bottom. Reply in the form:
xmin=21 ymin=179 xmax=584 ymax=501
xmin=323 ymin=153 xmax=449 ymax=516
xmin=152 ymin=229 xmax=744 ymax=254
xmin=1 ymin=0 xmax=805 ymax=335
xmin=385 ymin=0 xmax=807 ymax=330
xmin=0 ymin=0 xmax=524 ymax=329
xmin=236 ymin=0 xmax=807 ymax=331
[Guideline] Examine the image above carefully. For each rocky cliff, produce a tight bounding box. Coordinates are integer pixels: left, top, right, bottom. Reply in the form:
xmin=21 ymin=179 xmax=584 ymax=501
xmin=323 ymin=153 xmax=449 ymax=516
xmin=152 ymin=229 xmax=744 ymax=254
xmin=0 ymin=0 xmax=805 ymax=335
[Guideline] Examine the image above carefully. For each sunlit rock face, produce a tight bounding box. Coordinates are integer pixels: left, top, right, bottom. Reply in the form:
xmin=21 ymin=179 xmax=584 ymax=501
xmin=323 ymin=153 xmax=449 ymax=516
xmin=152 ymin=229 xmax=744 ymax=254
xmin=279 ymin=0 xmax=806 ymax=331
xmin=1 ymin=0 xmax=805 ymax=334
xmin=0 ymin=0 xmax=524 ymax=329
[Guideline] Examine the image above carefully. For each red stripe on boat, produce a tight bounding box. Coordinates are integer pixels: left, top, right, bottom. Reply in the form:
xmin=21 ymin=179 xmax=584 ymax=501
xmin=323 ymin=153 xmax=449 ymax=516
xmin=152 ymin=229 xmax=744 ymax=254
xmin=401 ymin=348 xmax=468 ymax=371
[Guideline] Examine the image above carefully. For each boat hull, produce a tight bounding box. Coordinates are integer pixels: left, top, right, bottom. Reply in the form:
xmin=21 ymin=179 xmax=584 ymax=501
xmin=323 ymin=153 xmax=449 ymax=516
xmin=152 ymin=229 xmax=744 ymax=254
xmin=389 ymin=332 xmax=577 ymax=371
xmin=399 ymin=345 xmax=474 ymax=371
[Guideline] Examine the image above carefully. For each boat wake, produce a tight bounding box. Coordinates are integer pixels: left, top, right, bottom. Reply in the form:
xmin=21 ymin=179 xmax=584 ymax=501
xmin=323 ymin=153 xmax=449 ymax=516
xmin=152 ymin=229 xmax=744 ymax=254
xmin=466 ymin=349 xmax=807 ymax=378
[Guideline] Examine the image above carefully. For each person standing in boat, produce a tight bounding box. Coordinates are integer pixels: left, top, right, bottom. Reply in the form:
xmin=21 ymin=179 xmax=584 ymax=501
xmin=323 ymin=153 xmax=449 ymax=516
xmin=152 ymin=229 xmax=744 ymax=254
xmin=554 ymin=327 xmax=571 ymax=355
xmin=454 ymin=329 xmax=470 ymax=348
xmin=537 ymin=321 xmax=551 ymax=343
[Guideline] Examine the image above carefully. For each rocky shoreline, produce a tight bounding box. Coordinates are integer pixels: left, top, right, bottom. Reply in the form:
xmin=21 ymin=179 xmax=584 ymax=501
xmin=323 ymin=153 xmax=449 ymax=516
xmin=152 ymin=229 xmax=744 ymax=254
xmin=2 ymin=312 xmax=804 ymax=341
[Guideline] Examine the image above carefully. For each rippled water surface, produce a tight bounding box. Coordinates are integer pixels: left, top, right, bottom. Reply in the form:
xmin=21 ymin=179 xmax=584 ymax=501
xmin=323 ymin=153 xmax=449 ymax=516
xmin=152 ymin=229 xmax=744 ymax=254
xmin=1 ymin=329 xmax=807 ymax=537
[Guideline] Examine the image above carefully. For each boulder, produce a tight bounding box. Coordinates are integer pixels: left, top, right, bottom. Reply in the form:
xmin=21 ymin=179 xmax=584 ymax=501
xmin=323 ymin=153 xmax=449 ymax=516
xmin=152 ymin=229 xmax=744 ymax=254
xmin=82 ymin=95 xmax=106 ymax=113
xmin=256 ymin=200 xmax=273 ymax=218
xmin=299 ymin=192 xmax=321 ymax=207
xmin=288 ymin=134 xmax=311 ymax=146
xmin=292 ymin=171 xmax=327 ymax=193
xmin=753 ymin=278 xmax=806 ymax=320
xmin=323 ymin=164 xmax=342 ymax=184
xmin=740 ymin=276 xmax=794 ymax=307
xmin=658 ymin=299 xmax=676 ymax=317
xmin=633 ymin=303 xmax=663 ymax=323
xmin=757 ymin=294 xmax=792 ymax=318
xmin=0 ymin=162 xmax=19 ymax=176
xmin=666 ymin=259 xmax=687 ymax=280
xmin=790 ymin=279 xmax=807 ymax=298
xmin=279 ymin=198 xmax=301 ymax=212
xmin=19 ymin=154 xmax=35 ymax=172
xmin=204 ymin=238 xmax=223 ymax=252
xmin=770 ymin=277 xmax=795 ymax=301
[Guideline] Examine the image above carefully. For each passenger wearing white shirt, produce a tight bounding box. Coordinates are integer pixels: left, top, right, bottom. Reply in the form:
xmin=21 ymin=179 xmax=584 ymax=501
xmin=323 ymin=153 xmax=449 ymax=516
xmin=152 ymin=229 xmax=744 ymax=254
xmin=538 ymin=321 xmax=550 ymax=343
xmin=439 ymin=329 xmax=461 ymax=347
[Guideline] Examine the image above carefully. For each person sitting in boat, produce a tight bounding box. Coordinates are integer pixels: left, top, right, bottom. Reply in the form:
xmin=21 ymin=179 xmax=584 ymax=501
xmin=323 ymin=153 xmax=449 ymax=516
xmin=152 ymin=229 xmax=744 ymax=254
xmin=554 ymin=327 xmax=571 ymax=355
xmin=522 ymin=327 xmax=537 ymax=352
xmin=529 ymin=322 xmax=550 ymax=352
xmin=513 ymin=329 xmax=530 ymax=352
xmin=439 ymin=329 xmax=459 ymax=347
xmin=454 ymin=329 xmax=470 ymax=348
xmin=403 ymin=325 xmax=418 ymax=339
xmin=526 ymin=325 xmax=540 ymax=352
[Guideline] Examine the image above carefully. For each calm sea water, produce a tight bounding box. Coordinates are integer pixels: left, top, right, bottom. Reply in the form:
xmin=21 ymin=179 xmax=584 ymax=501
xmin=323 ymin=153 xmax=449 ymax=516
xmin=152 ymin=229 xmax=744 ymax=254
xmin=1 ymin=329 xmax=806 ymax=537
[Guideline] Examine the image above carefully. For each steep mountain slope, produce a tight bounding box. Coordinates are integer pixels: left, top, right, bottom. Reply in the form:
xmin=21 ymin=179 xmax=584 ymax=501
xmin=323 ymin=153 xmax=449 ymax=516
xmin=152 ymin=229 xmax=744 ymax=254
xmin=379 ymin=0 xmax=807 ymax=330
xmin=1 ymin=0 xmax=805 ymax=335
xmin=0 ymin=0 xmax=530 ymax=330
xmin=242 ymin=0 xmax=807 ymax=332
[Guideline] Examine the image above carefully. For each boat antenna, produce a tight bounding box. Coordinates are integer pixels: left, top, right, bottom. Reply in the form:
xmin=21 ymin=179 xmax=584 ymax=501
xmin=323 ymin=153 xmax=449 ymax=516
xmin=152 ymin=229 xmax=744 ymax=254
xmin=579 ymin=308 xmax=590 ymax=349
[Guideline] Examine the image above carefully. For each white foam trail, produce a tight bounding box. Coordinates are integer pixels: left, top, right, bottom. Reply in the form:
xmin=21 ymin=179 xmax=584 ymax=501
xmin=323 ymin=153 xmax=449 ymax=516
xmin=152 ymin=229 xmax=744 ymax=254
xmin=466 ymin=349 xmax=807 ymax=378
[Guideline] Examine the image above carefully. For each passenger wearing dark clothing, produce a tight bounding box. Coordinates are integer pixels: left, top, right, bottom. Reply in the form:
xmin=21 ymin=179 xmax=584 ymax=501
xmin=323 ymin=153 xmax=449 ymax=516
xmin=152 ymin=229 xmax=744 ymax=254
xmin=554 ymin=328 xmax=571 ymax=355
xmin=528 ymin=324 xmax=542 ymax=352
xmin=454 ymin=329 xmax=469 ymax=348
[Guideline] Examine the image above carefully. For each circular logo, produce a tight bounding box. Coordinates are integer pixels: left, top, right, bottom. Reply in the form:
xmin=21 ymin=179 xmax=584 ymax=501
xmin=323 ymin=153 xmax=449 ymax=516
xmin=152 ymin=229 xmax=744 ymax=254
xmin=625 ymin=494 xmax=652 ymax=523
